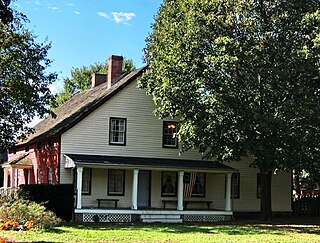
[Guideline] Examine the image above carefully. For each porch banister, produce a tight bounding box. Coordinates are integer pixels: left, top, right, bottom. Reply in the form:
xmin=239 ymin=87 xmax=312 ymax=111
xmin=3 ymin=167 xmax=9 ymax=188
xmin=10 ymin=168 xmax=15 ymax=188
xmin=225 ymin=173 xmax=232 ymax=211
xmin=177 ymin=171 xmax=184 ymax=211
xmin=132 ymin=169 xmax=139 ymax=210
xmin=76 ymin=167 xmax=83 ymax=209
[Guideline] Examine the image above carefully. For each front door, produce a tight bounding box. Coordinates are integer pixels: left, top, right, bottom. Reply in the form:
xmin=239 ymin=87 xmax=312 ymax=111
xmin=138 ymin=170 xmax=151 ymax=208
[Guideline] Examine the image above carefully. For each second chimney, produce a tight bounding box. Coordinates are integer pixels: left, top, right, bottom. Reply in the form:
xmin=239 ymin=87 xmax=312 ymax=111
xmin=108 ymin=55 xmax=123 ymax=89
xmin=91 ymin=73 xmax=107 ymax=88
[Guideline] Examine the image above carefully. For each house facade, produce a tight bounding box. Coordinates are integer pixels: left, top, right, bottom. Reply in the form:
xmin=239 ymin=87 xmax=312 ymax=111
xmin=2 ymin=55 xmax=292 ymax=223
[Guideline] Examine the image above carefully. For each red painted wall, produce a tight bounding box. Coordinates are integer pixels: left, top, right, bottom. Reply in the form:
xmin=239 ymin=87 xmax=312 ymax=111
xmin=7 ymin=138 xmax=60 ymax=186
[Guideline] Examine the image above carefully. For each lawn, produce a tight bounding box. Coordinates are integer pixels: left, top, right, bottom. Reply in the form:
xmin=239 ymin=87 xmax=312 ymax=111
xmin=1 ymin=217 xmax=320 ymax=243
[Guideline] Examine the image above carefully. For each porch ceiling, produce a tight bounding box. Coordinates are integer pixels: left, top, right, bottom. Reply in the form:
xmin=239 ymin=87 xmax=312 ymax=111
xmin=64 ymin=153 xmax=237 ymax=173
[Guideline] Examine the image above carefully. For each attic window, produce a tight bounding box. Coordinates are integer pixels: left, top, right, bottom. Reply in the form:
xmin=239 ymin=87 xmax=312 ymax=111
xmin=163 ymin=121 xmax=178 ymax=148
xmin=25 ymin=145 xmax=29 ymax=152
xmin=109 ymin=118 xmax=126 ymax=146
xmin=37 ymin=142 xmax=42 ymax=150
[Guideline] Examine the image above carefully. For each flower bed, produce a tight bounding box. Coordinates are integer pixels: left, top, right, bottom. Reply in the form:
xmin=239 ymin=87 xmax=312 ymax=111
xmin=0 ymin=198 xmax=61 ymax=230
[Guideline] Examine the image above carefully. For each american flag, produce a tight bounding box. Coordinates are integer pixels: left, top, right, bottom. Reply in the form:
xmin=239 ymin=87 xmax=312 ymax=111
xmin=183 ymin=172 xmax=197 ymax=198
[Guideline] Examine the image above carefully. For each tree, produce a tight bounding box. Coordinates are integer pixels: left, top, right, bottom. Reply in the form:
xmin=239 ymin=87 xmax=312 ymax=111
xmin=53 ymin=59 xmax=135 ymax=108
xmin=0 ymin=2 xmax=56 ymax=150
xmin=140 ymin=0 xmax=320 ymax=220
xmin=0 ymin=0 xmax=13 ymax=24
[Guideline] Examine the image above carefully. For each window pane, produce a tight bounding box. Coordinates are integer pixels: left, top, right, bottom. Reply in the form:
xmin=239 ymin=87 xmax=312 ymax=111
xmin=108 ymin=169 xmax=124 ymax=195
xmin=82 ymin=168 xmax=91 ymax=194
xmin=163 ymin=122 xmax=178 ymax=148
xmin=110 ymin=118 xmax=126 ymax=145
xmin=232 ymin=173 xmax=240 ymax=198
xmin=161 ymin=172 xmax=177 ymax=196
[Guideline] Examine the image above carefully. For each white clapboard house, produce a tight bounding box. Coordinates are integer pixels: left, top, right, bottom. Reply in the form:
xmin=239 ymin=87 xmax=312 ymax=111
xmin=4 ymin=55 xmax=292 ymax=223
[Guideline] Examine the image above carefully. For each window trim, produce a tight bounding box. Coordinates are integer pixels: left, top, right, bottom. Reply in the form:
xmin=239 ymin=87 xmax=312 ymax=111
xmin=161 ymin=171 xmax=177 ymax=197
xmin=109 ymin=117 xmax=127 ymax=146
xmin=162 ymin=121 xmax=178 ymax=149
xmin=108 ymin=169 xmax=125 ymax=196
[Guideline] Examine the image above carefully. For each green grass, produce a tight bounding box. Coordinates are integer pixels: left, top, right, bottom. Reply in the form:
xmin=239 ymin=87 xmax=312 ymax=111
xmin=1 ymin=217 xmax=320 ymax=242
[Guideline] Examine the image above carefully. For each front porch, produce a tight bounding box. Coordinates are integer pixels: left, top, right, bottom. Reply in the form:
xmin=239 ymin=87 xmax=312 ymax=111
xmin=66 ymin=154 xmax=237 ymax=223
xmin=75 ymin=208 xmax=233 ymax=223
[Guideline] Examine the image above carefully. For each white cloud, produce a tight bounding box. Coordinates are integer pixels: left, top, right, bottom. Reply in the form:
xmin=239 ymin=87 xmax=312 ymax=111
xmin=48 ymin=6 xmax=59 ymax=11
xmin=111 ymin=12 xmax=136 ymax=24
xmin=74 ymin=11 xmax=80 ymax=15
xmin=49 ymin=82 xmax=60 ymax=95
xmin=97 ymin=12 xmax=110 ymax=19
xmin=34 ymin=0 xmax=41 ymax=6
xmin=67 ymin=3 xmax=75 ymax=6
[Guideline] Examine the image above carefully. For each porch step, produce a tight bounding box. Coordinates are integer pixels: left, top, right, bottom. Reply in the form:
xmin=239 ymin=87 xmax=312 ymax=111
xmin=140 ymin=214 xmax=182 ymax=223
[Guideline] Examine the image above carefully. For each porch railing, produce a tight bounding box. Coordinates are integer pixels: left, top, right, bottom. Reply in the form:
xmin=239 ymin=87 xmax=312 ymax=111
xmin=0 ymin=187 xmax=19 ymax=203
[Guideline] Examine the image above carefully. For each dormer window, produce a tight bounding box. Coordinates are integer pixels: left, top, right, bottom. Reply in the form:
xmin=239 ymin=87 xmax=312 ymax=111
xmin=163 ymin=121 xmax=178 ymax=148
xmin=109 ymin=117 xmax=126 ymax=145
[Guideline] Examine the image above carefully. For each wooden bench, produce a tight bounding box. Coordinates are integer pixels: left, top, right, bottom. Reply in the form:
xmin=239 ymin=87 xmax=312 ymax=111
xmin=162 ymin=200 xmax=212 ymax=209
xmin=97 ymin=199 xmax=119 ymax=208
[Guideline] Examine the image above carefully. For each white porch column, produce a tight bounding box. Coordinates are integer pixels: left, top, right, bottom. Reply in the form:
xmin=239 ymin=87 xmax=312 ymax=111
xmin=177 ymin=171 xmax=184 ymax=211
xmin=76 ymin=167 xmax=83 ymax=209
xmin=10 ymin=168 xmax=16 ymax=188
xmin=3 ymin=167 xmax=9 ymax=188
xmin=132 ymin=169 xmax=139 ymax=210
xmin=225 ymin=173 xmax=232 ymax=211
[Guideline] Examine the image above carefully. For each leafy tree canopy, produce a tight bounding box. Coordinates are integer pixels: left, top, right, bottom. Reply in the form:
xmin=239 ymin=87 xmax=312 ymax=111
xmin=0 ymin=0 xmax=13 ymax=24
xmin=53 ymin=59 xmax=135 ymax=108
xmin=140 ymin=0 xmax=320 ymax=220
xmin=0 ymin=1 xmax=56 ymax=150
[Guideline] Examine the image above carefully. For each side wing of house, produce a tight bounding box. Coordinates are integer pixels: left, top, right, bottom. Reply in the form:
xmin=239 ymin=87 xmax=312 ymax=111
xmin=3 ymin=139 xmax=60 ymax=189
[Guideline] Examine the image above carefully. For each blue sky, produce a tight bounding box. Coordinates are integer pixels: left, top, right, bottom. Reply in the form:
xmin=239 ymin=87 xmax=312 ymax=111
xmin=13 ymin=0 xmax=163 ymax=93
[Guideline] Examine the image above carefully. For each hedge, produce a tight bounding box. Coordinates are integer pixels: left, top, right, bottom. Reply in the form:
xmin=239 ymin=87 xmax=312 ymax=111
xmin=18 ymin=184 xmax=74 ymax=221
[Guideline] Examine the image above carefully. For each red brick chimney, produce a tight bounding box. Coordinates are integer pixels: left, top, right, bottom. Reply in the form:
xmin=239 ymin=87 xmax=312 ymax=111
xmin=91 ymin=73 xmax=107 ymax=88
xmin=108 ymin=55 xmax=123 ymax=88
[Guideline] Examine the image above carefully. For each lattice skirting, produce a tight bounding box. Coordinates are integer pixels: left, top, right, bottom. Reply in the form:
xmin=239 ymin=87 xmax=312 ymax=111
xmin=83 ymin=213 xmax=132 ymax=222
xmin=183 ymin=215 xmax=226 ymax=222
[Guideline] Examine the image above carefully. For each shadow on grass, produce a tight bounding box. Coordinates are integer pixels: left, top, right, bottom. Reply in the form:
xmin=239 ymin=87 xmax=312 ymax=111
xmin=49 ymin=216 xmax=320 ymax=237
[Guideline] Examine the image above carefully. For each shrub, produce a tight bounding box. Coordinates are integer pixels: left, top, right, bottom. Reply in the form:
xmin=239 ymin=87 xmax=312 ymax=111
xmin=19 ymin=184 xmax=74 ymax=221
xmin=0 ymin=198 xmax=61 ymax=230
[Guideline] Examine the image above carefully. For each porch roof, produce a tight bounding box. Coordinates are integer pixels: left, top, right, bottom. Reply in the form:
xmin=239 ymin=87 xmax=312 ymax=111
xmin=2 ymin=153 xmax=32 ymax=169
xmin=65 ymin=154 xmax=237 ymax=173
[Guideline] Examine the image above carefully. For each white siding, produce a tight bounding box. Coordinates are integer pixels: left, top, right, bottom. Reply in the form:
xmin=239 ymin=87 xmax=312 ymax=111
xmin=61 ymin=80 xmax=203 ymax=160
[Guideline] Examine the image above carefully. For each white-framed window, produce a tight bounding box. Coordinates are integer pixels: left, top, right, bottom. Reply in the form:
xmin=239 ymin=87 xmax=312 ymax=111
xmin=161 ymin=171 xmax=177 ymax=197
xmin=225 ymin=173 xmax=240 ymax=199
xmin=109 ymin=117 xmax=126 ymax=145
xmin=82 ymin=168 xmax=92 ymax=195
xmin=163 ymin=121 xmax=178 ymax=148
xmin=108 ymin=169 xmax=125 ymax=195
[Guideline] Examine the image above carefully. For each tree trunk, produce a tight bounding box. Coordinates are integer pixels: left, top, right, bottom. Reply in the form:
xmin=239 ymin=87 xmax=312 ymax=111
xmin=260 ymin=169 xmax=272 ymax=221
